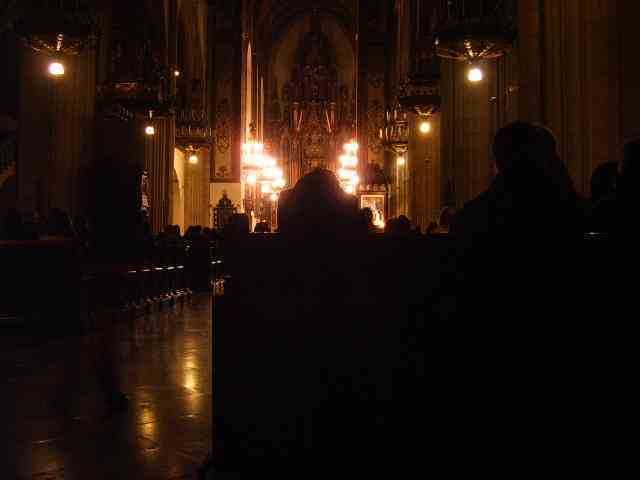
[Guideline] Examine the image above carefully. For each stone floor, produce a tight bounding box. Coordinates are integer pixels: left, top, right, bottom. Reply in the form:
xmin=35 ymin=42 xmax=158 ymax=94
xmin=1 ymin=295 xmax=212 ymax=480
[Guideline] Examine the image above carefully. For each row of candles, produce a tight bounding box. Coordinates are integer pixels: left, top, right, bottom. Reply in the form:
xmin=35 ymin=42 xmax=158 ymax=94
xmin=241 ymin=140 xmax=286 ymax=202
xmin=242 ymin=139 xmax=361 ymax=200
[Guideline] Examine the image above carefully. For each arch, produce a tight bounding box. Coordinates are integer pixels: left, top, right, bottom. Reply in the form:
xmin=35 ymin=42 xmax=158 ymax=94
xmin=270 ymin=13 xmax=356 ymax=107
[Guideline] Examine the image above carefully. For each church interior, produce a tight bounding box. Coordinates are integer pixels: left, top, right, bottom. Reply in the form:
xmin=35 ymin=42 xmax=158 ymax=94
xmin=0 ymin=1 xmax=636 ymax=478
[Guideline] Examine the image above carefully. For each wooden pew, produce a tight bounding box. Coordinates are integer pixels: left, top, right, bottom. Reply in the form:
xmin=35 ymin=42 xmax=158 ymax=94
xmin=210 ymin=233 xmax=622 ymax=476
xmin=0 ymin=240 xmax=82 ymax=334
xmin=211 ymin=234 xmax=454 ymax=475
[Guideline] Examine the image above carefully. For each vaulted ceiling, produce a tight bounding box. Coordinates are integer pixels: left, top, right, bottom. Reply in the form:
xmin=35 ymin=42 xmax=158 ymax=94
xmin=252 ymin=0 xmax=357 ymax=51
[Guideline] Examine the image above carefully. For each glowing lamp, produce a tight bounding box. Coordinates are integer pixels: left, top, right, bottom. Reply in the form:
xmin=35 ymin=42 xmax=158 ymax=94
xmin=174 ymin=70 xmax=181 ymax=77
xmin=468 ymin=67 xmax=483 ymax=83
xmin=189 ymin=154 xmax=198 ymax=164
xmin=419 ymin=120 xmax=431 ymax=135
xmin=397 ymin=155 xmax=406 ymax=166
xmin=338 ymin=168 xmax=352 ymax=180
xmin=346 ymin=142 xmax=359 ymax=153
xmin=263 ymin=156 xmax=276 ymax=168
xmin=145 ymin=125 xmax=155 ymax=136
xmin=48 ymin=61 xmax=65 ymax=77
xmin=340 ymin=154 xmax=358 ymax=168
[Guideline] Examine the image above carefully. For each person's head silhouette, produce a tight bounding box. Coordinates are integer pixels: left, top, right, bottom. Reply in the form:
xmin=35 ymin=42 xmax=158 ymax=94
xmin=493 ymin=122 xmax=554 ymax=185
xmin=590 ymin=161 xmax=618 ymax=202
xmin=619 ymin=138 xmax=640 ymax=196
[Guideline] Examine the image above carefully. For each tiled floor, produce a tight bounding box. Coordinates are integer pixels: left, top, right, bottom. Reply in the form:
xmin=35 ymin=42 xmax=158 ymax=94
xmin=1 ymin=295 xmax=212 ymax=480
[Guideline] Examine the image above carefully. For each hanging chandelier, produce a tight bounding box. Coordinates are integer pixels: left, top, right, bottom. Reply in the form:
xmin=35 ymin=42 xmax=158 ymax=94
xmin=338 ymin=140 xmax=359 ymax=194
xmin=433 ymin=0 xmax=517 ymax=63
xmin=176 ymin=109 xmax=213 ymax=149
xmin=379 ymin=105 xmax=409 ymax=156
xmin=13 ymin=2 xmax=99 ymax=57
xmin=242 ymin=123 xmax=285 ymax=201
xmin=396 ymin=0 xmax=442 ymax=120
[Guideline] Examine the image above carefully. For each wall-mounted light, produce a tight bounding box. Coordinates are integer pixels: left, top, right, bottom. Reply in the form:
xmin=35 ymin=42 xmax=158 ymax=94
xmin=144 ymin=110 xmax=155 ymax=136
xmin=419 ymin=119 xmax=432 ymax=135
xmin=397 ymin=155 xmax=406 ymax=167
xmin=468 ymin=66 xmax=483 ymax=83
xmin=174 ymin=69 xmax=181 ymax=77
xmin=188 ymin=153 xmax=198 ymax=164
xmin=48 ymin=61 xmax=65 ymax=77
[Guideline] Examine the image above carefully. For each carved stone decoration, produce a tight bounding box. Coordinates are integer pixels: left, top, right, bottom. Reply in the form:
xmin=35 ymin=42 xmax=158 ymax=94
xmin=215 ymin=164 xmax=231 ymax=179
xmin=276 ymin=11 xmax=354 ymax=183
xmin=367 ymin=100 xmax=385 ymax=154
xmin=215 ymin=99 xmax=231 ymax=154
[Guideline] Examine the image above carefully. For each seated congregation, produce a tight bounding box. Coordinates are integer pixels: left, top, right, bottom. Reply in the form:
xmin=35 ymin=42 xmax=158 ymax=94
xmin=1 ymin=122 xmax=632 ymax=477
xmin=210 ymin=122 xmax=632 ymax=476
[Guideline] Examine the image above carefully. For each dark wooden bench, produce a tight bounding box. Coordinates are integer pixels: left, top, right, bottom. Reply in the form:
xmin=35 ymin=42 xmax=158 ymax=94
xmin=210 ymin=233 xmax=626 ymax=476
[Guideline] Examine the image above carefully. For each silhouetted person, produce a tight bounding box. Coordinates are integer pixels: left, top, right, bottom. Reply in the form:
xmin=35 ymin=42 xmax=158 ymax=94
xmin=4 ymin=207 xmax=23 ymax=240
xmin=357 ymin=207 xmax=375 ymax=234
xmin=590 ymin=139 xmax=640 ymax=234
xmin=590 ymin=161 xmax=618 ymax=205
xmin=384 ymin=217 xmax=397 ymax=234
xmin=44 ymin=208 xmax=75 ymax=239
xmin=396 ymin=215 xmax=411 ymax=234
xmin=442 ymin=123 xmax=599 ymax=476
xmin=425 ymin=221 xmax=439 ymax=235
xmin=221 ymin=213 xmax=250 ymax=240
xmin=450 ymin=122 xmax=582 ymax=241
xmin=277 ymin=168 xmax=359 ymax=236
xmin=438 ymin=207 xmax=456 ymax=233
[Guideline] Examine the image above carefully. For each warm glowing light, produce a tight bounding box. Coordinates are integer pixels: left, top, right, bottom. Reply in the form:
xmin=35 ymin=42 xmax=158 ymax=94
xmin=262 ymin=156 xmax=276 ymax=168
xmin=262 ymin=183 xmax=273 ymax=194
xmin=189 ymin=154 xmax=198 ymax=164
xmin=184 ymin=370 xmax=197 ymax=392
xmin=174 ymin=70 xmax=181 ymax=77
xmin=338 ymin=168 xmax=352 ymax=180
xmin=345 ymin=141 xmax=359 ymax=153
xmin=242 ymin=142 xmax=266 ymax=168
xmin=48 ymin=61 xmax=65 ymax=77
xmin=339 ymin=141 xmax=359 ymax=193
xmin=340 ymin=154 xmax=358 ymax=168
xmin=270 ymin=193 xmax=279 ymax=202
xmin=247 ymin=173 xmax=257 ymax=185
xmin=397 ymin=155 xmax=406 ymax=166
xmin=419 ymin=120 xmax=431 ymax=134
xmin=468 ymin=67 xmax=483 ymax=83
xmin=273 ymin=178 xmax=286 ymax=189
xmin=145 ymin=125 xmax=155 ymax=136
